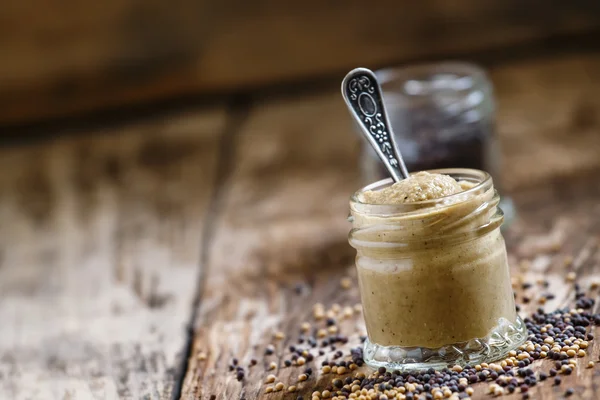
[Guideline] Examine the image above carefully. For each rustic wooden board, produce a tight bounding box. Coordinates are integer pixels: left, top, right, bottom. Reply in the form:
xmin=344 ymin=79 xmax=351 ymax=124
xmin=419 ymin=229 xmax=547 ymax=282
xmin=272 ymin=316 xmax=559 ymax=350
xmin=0 ymin=108 xmax=226 ymax=399
xmin=179 ymin=92 xmax=362 ymax=399
xmin=1 ymin=53 xmax=600 ymax=399
xmin=2 ymin=0 xmax=600 ymax=124
xmin=181 ymin=57 xmax=600 ymax=399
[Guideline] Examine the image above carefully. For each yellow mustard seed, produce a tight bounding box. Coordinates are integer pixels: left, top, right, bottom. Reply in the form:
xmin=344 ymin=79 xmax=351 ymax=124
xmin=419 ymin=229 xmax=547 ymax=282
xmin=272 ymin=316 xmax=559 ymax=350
xmin=265 ymin=374 xmax=276 ymax=383
xmin=343 ymin=307 xmax=354 ymax=318
xmin=340 ymin=277 xmax=352 ymax=289
xmin=275 ymin=382 xmax=285 ymax=391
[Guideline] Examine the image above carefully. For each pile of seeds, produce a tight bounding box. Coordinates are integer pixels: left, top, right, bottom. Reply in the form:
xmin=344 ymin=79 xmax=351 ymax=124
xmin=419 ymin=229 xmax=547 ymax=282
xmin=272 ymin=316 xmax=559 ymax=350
xmin=212 ymin=274 xmax=598 ymax=400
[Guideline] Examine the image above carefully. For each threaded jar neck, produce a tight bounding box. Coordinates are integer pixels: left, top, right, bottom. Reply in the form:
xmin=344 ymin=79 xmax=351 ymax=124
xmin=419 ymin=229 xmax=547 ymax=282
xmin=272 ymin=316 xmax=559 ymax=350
xmin=348 ymin=169 xmax=503 ymax=253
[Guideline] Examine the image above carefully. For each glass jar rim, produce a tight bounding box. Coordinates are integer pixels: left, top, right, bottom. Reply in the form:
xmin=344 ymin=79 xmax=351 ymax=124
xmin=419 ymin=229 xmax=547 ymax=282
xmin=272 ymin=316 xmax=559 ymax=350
xmin=376 ymin=61 xmax=490 ymax=87
xmin=350 ymin=168 xmax=493 ymax=216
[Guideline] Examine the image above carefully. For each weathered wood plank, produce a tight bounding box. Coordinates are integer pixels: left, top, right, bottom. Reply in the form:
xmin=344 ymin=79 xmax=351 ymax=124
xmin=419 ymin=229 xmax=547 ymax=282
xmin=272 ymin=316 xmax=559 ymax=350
xmin=474 ymin=174 xmax=600 ymax=399
xmin=0 ymin=108 xmax=227 ymax=399
xmin=182 ymin=56 xmax=600 ymax=399
xmin=179 ymin=92 xmax=362 ymax=399
xmin=2 ymin=0 xmax=600 ymax=124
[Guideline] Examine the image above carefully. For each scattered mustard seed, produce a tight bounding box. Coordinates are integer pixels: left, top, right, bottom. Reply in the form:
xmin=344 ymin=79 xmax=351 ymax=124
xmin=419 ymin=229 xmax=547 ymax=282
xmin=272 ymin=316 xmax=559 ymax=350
xmin=564 ymin=256 xmax=573 ymax=266
xmin=342 ymin=306 xmax=354 ymax=319
xmin=301 ymin=322 xmax=311 ymax=332
xmin=274 ymin=331 xmax=285 ymax=340
xmin=340 ymin=277 xmax=352 ymax=289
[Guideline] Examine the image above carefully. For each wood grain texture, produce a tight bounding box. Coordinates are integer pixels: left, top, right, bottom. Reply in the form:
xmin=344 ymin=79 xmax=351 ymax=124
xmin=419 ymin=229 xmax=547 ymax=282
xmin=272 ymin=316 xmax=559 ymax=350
xmin=179 ymin=92 xmax=362 ymax=399
xmin=181 ymin=56 xmax=600 ymax=399
xmin=0 ymin=108 xmax=226 ymax=399
xmin=2 ymin=0 xmax=600 ymax=124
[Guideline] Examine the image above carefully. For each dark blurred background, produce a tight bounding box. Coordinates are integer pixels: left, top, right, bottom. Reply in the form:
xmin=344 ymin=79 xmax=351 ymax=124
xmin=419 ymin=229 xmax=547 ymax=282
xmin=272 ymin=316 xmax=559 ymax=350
xmin=3 ymin=0 xmax=600 ymax=128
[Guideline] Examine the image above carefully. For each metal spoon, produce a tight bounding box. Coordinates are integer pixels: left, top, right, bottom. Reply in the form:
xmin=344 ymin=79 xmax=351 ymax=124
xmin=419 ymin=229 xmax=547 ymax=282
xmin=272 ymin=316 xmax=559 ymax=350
xmin=341 ymin=68 xmax=409 ymax=182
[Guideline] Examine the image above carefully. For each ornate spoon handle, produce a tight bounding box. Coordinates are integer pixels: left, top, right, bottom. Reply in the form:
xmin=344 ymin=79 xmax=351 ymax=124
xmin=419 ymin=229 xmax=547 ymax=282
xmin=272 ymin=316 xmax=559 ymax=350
xmin=342 ymin=68 xmax=409 ymax=182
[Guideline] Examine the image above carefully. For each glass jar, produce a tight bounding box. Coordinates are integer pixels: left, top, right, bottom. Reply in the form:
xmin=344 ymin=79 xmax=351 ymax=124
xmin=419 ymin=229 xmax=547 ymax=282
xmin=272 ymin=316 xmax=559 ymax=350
xmin=358 ymin=62 xmax=515 ymax=226
xmin=348 ymin=168 xmax=526 ymax=371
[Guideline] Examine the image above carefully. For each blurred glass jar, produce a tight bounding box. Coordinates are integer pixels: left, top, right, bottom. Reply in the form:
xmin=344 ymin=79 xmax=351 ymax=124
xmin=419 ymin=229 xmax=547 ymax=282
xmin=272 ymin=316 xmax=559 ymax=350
xmin=359 ymin=62 xmax=514 ymax=224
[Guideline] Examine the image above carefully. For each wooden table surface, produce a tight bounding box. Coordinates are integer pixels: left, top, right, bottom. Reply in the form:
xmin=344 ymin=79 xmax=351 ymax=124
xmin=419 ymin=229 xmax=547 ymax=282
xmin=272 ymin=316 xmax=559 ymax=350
xmin=1 ymin=54 xmax=600 ymax=400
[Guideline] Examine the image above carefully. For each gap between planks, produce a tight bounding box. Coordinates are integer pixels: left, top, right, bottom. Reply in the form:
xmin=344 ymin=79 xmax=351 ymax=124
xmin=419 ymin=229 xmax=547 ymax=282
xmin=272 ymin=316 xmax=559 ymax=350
xmin=170 ymin=100 xmax=251 ymax=400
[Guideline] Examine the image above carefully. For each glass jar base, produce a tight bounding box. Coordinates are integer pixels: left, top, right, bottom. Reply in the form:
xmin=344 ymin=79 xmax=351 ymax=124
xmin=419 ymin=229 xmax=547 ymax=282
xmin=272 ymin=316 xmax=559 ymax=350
xmin=363 ymin=317 xmax=527 ymax=371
